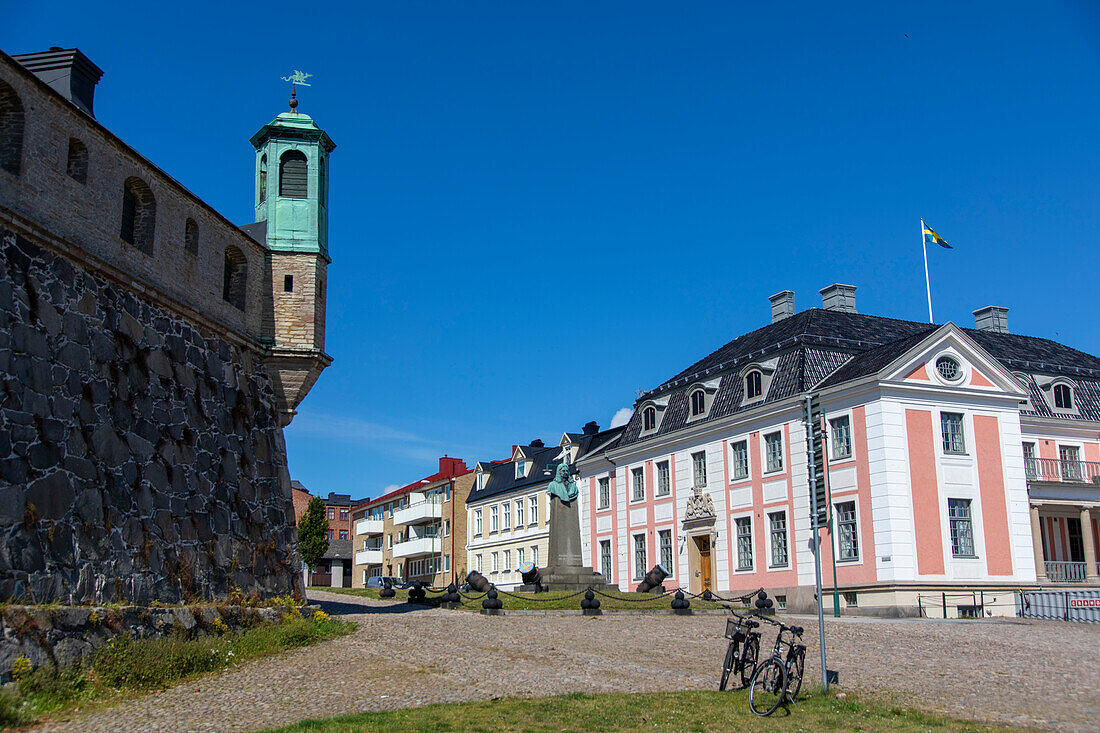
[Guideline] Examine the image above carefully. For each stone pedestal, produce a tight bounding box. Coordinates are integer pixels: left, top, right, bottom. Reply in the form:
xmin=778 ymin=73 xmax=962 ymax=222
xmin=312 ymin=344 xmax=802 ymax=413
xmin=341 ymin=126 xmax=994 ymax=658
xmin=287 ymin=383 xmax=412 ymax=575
xmin=544 ymin=495 xmax=614 ymax=591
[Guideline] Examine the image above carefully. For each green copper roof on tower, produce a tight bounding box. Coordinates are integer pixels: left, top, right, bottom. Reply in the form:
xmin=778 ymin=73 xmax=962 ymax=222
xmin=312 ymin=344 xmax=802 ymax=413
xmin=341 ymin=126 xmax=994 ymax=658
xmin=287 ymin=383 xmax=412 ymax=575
xmin=250 ymin=106 xmax=335 ymax=261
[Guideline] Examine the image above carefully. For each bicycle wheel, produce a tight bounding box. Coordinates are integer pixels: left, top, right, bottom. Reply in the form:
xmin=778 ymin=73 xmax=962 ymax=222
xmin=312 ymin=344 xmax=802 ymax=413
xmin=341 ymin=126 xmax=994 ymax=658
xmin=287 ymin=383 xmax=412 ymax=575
xmin=785 ymin=647 xmax=805 ymax=701
xmin=738 ymin=635 xmax=759 ymax=688
xmin=748 ymin=658 xmax=788 ymax=717
xmin=719 ymin=642 xmax=736 ymax=691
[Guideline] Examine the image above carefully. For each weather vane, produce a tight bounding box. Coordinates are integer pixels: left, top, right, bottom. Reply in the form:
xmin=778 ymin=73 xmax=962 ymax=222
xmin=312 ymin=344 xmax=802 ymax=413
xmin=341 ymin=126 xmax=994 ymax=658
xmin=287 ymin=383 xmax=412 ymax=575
xmin=281 ymin=70 xmax=313 ymax=112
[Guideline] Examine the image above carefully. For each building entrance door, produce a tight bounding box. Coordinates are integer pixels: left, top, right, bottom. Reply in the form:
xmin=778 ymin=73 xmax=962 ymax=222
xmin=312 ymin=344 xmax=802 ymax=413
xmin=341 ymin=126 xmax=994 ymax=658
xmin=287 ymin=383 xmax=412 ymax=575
xmin=696 ymin=536 xmax=712 ymax=592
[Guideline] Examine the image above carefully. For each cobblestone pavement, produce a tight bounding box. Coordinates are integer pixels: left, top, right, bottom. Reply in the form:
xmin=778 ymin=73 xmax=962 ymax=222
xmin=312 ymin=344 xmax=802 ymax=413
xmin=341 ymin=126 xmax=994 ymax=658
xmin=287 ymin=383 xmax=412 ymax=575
xmin=46 ymin=590 xmax=1100 ymax=732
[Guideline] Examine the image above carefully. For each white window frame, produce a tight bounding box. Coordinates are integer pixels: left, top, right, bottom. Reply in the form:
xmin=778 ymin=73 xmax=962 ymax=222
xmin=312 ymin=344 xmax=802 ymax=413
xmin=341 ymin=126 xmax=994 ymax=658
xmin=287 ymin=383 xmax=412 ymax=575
xmin=633 ymin=533 xmax=647 ymax=580
xmin=490 ymin=505 xmax=499 ymax=533
xmin=491 ymin=552 xmax=499 ymax=573
xmin=529 ymin=495 xmax=538 ymax=525
xmin=655 ymin=461 xmax=671 ymax=497
xmin=764 ymin=431 xmax=784 ymax=473
xmin=443 ymin=519 xmax=451 ymax=537
xmin=531 ymin=545 xmax=539 ymax=566
xmin=502 ymin=502 xmax=510 ymax=531
xmin=734 ymin=514 xmax=753 ymax=571
xmin=503 ymin=549 xmax=511 ymax=571
xmin=515 ymin=459 xmax=527 ymax=479
xmin=834 ymin=498 xmax=860 ymax=563
xmin=515 ymin=498 xmax=524 ymax=526
xmin=631 ymin=467 xmax=645 ymax=502
xmin=689 ymin=389 xmax=706 ymax=417
xmin=940 ymin=412 xmax=966 ymax=455
xmin=517 ymin=547 xmax=525 ymax=566
xmin=443 ymin=554 xmax=450 ymax=572
xmin=475 ymin=554 xmax=482 ymax=573
xmin=948 ymin=498 xmax=976 ymax=558
xmin=730 ymin=439 xmax=749 ymax=481
xmin=598 ymin=477 xmax=611 ymax=509
xmin=600 ymin=539 xmax=612 ymax=580
xmin=768 ymin=510 xmax=789 ymax=568
xmin=658 ymin=529 xmax=674 ymax=577
xmin=474 ymin=509 xmax=482 ymax=536
xmin=829 ymin=414 xmax=852 ymax=460
xmin=692 ymin=451 xmax=707 ymax=488
xmin=745 ymin=370 xmax=763 ymax=400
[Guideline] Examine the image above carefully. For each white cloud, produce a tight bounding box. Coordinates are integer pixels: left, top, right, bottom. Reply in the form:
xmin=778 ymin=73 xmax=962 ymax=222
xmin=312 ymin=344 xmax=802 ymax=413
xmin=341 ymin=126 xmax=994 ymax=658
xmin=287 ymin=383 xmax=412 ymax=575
xmin=287 ymin=413 xmax=470 ymax=463
xmin=609 ymin=407 xmax=632 ymax=428
xmin=379 ymin=484 xmax=401 ymax=494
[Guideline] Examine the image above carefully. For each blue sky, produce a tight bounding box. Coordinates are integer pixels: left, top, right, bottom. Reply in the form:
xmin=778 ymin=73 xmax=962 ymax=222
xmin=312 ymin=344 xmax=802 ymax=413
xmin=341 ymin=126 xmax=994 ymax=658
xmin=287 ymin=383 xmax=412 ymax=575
xmin=7 ymin=2 xmax=1100 ymax=500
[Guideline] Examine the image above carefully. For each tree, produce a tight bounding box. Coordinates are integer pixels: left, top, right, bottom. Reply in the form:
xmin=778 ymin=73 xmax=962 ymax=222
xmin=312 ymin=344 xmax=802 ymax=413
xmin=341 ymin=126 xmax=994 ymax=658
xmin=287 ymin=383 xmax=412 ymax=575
xmin=298 ymin=497 xmax=330 ymax=571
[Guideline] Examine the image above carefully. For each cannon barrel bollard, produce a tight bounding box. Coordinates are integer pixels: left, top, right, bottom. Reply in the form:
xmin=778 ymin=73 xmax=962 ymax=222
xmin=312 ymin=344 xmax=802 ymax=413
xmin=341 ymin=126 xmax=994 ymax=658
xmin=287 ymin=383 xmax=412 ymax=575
xmin=407 ymin=580 xmax=426 ymax=604
xmin=440 ymin=583 xmax=461 ymax=609
xmin=635 ymin=564 xmax=668 ymax=594
xmin=379 ymin=578 xmax=396 ymax=599
xmin=519 ymin=562 xmax=545 ymax=593
xmin=465 ymin=570 xmax=492 ymax=593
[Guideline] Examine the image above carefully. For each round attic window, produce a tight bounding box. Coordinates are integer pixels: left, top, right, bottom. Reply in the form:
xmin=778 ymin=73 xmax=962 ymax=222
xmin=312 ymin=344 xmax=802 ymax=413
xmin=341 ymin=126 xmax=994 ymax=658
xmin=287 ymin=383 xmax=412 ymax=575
xmin=935 ymin=356 xmax=961 ymax=382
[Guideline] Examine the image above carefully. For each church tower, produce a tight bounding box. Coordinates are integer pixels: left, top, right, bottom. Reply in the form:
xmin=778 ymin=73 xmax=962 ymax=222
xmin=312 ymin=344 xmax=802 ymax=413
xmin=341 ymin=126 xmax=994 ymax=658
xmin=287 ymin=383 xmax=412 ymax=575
xmin=251 ymin=93 xmax=335 ymax=426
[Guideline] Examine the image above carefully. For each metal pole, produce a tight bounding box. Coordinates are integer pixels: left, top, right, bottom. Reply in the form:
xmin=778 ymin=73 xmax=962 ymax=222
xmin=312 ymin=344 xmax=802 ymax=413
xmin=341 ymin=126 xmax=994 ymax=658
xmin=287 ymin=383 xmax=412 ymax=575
xmin=921 ymin=218 xmax=933 ymax=323
xmin=942 ymin=591 xmax=946 ymax=619
xmin=804 ymin=395 xmax=828 ymax=692
xmin=821 ymin=417 xmax=840 ymax=618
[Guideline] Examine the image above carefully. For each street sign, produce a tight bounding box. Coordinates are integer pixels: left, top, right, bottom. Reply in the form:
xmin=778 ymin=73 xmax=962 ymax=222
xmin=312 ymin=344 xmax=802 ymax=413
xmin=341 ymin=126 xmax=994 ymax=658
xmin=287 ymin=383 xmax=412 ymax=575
xmin=804 ymin=395 xmax=828 ymax=526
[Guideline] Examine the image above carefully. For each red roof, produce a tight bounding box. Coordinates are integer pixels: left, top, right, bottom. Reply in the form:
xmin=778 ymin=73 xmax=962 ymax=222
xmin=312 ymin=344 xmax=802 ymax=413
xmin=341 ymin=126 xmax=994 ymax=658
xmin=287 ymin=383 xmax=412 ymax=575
xmin=363 ymin=456 xmax=470 ymax=507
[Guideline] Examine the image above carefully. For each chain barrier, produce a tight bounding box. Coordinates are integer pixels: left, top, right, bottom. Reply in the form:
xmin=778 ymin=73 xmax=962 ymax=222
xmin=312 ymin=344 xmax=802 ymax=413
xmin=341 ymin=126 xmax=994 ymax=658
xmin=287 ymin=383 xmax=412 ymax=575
xmin=589 ymin=586 xmax=674 ymax=602
xmin=493 ymin=587 xmax=588 ymax=602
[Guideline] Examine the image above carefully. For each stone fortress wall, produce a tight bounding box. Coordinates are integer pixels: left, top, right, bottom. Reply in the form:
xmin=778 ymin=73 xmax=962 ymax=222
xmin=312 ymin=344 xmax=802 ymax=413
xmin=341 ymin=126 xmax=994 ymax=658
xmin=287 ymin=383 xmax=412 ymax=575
xmin=0 ymin=49 xmax=326 ymax=603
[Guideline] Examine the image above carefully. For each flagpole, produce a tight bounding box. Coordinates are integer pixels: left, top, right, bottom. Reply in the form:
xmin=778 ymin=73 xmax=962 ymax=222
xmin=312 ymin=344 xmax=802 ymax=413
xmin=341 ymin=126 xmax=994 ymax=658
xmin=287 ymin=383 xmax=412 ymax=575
xmin=921 ymin=218 xmax=933 ymax=323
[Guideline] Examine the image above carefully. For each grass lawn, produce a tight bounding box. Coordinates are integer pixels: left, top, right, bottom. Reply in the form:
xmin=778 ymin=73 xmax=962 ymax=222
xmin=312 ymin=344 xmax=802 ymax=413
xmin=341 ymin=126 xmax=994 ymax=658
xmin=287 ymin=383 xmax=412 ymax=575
xmin=310 ymin=586 xmax=746 ymax=612
xmin=1 ymin=611 xmax=355 ymax=727
xmin=260 ymin=690 xmax=1010 ymax=732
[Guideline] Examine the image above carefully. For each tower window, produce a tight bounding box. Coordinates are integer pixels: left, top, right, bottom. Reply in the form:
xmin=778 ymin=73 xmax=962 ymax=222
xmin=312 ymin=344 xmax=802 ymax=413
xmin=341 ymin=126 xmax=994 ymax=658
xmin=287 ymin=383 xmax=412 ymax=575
xmin=66 ymin=138 xmax=88 ymax=184
xmin=279 ymin=150 xmax=308 ymax=198
xmin=120 ymin=177 xmax=156 ymax=255
xmin=284 ymin=274 xmax=294 ymax=292
xmin=319 ymin=156 xmax=327 ymax=206
xmin=258 ymin=154 xmax=268 ymax=203
xmin=184 ymin=218 xmax=199 ymax=255
xmin=222 ymin=245 xmax=247 ymax=311
xmin=0 ymin=81 xmax=24 ymax=176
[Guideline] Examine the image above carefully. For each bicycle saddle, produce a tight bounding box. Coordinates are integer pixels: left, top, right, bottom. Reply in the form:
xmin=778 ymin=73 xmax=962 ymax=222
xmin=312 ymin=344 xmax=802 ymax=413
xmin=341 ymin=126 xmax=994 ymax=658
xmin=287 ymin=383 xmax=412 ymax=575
xmin=790 ymin=625 xmax=803 ymax=635
xmin=745 ymin=620 xmax=759 ymax=628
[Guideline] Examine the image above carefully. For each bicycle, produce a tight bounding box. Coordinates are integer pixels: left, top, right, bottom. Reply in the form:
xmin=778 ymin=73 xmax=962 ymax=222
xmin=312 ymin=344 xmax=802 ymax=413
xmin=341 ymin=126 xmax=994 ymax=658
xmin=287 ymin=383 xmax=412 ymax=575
xmin=717 ymin=608 xmax=762 ymax=691
xmin=747 ymin=616 xmax=805 ymax=716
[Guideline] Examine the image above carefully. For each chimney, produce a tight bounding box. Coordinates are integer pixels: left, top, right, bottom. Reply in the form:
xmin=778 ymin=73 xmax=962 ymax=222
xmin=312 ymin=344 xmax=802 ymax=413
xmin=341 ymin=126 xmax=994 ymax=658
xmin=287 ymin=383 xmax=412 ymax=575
xmin=12 ymin=47 xmax=104 ymax=118
xmin=582 ymin=421 xmax=600 ymax=435
xmin=529 ymin=439 xmax=544 ymax=448
xmin=820 ymin=283 xmax=857 ymax=313
xmin=973 ymin=306 xmax=1009 ymax=334
xmin=769 ymin=290 xmax=795 ymax=323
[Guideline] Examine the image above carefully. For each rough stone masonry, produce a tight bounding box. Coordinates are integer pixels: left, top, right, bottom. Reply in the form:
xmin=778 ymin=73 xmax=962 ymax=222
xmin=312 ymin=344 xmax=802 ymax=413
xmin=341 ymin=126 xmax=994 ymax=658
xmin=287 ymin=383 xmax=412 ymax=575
xmin=0 ymin=48 xmax=333 ymax=604
xmin=0 ymin=228 xmax=298 ymax=603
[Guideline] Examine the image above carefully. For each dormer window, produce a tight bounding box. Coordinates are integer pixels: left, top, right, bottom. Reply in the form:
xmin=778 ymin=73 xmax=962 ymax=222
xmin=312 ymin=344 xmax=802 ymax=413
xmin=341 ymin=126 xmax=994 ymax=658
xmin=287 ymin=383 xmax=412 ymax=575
xmin=746 ymin=371 xmax=762 ymax=399
xmin=515 ymin=459 xmax=527 ymax=479
xmin=690 ymin=390 xmax=706 ymax=417
xmin=1054 ymin=383 xmax=1073 ymax=410
xmin=643 ymin=406 xmax=657 ymax=431
xmin=476 ymin=472 xmax=485 ymax=491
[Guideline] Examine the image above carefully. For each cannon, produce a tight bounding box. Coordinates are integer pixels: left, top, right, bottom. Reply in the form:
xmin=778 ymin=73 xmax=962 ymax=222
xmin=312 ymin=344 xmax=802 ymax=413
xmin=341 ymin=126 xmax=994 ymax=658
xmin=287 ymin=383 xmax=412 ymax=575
xmin=465 ymin=570 xmax=491 ymax=593
xmin=635 ymin=564 xmax=668 ymax=594
xmin=518 ymin=562 xmax=544 ymax=593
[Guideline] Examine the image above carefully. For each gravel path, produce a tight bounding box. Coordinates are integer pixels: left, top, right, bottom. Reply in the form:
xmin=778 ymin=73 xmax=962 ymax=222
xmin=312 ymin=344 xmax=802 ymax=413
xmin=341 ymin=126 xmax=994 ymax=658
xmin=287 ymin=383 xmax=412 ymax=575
xmin=44 ymin=590 xmax=1100 ymax=732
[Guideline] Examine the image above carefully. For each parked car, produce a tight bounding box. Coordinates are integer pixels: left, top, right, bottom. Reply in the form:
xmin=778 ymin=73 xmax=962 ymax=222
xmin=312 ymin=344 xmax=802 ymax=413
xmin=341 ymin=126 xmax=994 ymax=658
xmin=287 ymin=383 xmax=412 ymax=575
xmin=366 ymin=576 xmax=403 ymax=589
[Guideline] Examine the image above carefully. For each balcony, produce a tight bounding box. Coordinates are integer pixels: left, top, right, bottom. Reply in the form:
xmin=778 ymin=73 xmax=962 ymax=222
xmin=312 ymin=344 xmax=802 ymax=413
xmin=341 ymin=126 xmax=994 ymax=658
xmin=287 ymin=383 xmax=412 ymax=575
xmin=355 ymin=548 xmax=383 ymax=566
xmin=1045 ymin=561 xmax=1089 ymax=583
xmin=393 ymin=497 xmax=442 ymax=526
xmin=1025 ymin=458 xmax=1100 ymax=485
xmin=355 ymin=518 xmax=383 ymax=536
xmin=392 ymin=534 xmax=439 ymax=559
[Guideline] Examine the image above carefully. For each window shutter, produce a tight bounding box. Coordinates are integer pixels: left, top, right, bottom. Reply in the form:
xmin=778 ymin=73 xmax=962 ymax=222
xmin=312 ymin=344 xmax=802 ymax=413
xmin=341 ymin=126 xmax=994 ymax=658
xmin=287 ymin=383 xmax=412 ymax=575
xmin=279 ymin=151 xmax=309 ymax=198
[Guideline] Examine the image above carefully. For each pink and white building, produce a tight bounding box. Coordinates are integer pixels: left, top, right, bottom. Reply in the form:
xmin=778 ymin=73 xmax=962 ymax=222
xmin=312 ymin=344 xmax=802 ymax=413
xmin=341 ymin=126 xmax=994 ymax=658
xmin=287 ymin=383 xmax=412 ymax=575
xmin=576 ymin=285 xmax=1100 ymax=616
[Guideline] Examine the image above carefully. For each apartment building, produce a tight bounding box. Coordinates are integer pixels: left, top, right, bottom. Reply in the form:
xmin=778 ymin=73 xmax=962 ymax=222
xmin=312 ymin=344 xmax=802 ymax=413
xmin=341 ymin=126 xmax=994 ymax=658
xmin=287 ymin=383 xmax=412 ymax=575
xmin=351 ymin=457 xmax=473 ymax=587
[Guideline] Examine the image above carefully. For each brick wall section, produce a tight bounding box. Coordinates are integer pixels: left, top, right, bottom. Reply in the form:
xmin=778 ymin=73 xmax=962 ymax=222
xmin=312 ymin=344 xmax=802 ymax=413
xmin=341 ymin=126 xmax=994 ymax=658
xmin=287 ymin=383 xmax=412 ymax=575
xmin=268 ymin=252 xmax=326 ymax=350
xmin=0 ymin=54 xmax=267 ymax=343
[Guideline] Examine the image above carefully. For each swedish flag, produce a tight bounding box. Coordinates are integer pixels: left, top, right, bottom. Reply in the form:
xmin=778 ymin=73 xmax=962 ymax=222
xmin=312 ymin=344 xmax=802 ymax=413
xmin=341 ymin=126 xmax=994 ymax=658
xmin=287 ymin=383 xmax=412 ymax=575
xmin=923 ymin=223 xmax=952 ymax=249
